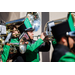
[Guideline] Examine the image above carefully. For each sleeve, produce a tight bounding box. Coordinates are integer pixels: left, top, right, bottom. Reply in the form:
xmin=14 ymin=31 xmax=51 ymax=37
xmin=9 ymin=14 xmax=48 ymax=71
xmin=26 ymin=38 xmax=44 ymax=52
xmin=1 ymin=45 xmax=10 ymax=62
xmin=38 ymin=42 xmax=50 ymax=52
xmin=59 ymin=52 xmax=75 ymax=62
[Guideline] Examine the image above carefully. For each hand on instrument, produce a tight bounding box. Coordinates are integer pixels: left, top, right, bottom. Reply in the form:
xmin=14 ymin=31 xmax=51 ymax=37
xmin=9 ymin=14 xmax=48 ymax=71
xmin=6 ymin=43 xmax=12 ymax=46
xmin=20 ymin=39 xmax=28 ymax=45
xmin=24 ymin=42 xmax=29 ymax=44
xmin=44 ymin=36 xmax=50 ymax=44
xmin=40 ymin=32 xmax=46 ymax=40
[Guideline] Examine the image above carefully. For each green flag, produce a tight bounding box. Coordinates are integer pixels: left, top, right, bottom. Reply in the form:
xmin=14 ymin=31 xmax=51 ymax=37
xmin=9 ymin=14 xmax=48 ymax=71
xmin=68 ymin=12 xmax=75 ymax=31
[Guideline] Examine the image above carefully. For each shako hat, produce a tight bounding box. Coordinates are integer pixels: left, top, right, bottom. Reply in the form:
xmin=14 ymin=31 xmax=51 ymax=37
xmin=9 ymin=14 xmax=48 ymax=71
xmin=51 ymin=21 xmax=75 ymax=40
xmin=18 ymin=18 xmax=34 ymax=34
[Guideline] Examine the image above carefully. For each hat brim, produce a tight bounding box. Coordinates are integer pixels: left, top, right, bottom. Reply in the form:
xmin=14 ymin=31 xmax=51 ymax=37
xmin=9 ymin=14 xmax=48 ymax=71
xmin=25 ymin=28 xmax=34 ymax=32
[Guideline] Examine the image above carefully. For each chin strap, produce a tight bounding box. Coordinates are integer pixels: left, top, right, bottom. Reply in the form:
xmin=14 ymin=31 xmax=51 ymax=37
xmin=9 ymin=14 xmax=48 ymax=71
xmin=66 ymin=36 xmax=70 ymax=49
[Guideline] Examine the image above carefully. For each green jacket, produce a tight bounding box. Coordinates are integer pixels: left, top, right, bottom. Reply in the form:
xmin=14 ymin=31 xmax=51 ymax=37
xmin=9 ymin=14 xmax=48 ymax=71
xmin=2 ymin=45 xmax=10 ymax=62
xmin=2 ymin=38 xmax=49 ymax=62
xmin=2 ymin=38 xmax=19 ymax=62
xmin=25 ymin=38 xmax=44 ymax=62
xmin=59 ymin=52 xmax=75 ymax=62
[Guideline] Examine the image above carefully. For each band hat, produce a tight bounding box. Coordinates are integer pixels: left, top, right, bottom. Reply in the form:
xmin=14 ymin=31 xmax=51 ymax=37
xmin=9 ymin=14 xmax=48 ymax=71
xmin=51 ymin=12 xmax=75 ymax=39
xmin=24 ymin=18 xmax=32 ymax=29
xmin=51 ymin=20 xmax=71 ymax=39
xmin=18 ymin=18 xmax=34 ymax=34
xmin=24 ymin=18 xmax=34 ymax=31
xmin=66 ymin=12 xmax=75 ymax=37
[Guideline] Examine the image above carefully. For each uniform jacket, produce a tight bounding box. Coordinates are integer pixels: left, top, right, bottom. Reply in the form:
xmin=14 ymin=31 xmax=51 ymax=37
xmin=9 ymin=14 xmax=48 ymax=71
xmin=25 ymin=38 xmax=50 ymax=62
xmin=49 ymin=43 xmax=75 ymax=62
xmin=2 ymin=45 xmax=10 ymax=62
xmin=2 ymin=38 xmax=19 ymax=62
xmin=2 ymin=38 xmax=50 ymax=62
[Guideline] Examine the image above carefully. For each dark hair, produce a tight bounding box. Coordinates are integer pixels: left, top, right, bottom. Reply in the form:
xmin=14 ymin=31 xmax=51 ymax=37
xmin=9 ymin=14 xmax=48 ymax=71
xmin=56 ymin=36 xmax=67 ymax=43
xmin=7 ymin=25 xmax=17 ymax=32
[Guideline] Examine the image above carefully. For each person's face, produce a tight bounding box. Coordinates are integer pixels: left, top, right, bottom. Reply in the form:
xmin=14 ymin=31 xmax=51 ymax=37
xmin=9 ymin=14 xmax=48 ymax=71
xmin=27 ymin=30 xmax=34 ymax=40
xmin=68 ymin=36 xmax=75 ymax=49
xmin=12 ymin=27 xmax=19 ymax=37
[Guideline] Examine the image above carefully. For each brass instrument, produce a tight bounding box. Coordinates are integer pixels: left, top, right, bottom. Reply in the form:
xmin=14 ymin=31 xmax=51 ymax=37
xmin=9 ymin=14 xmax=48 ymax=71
xmin=4 ymin=16 xmax=26 ymax=54
xmin=44 ymin=12 xmax=75 ymax=41
xmin=5 ymin=12 xmax=41 ymax=54
xmin=6 ymin=17 xmax=25 ymax=37
xmin=26 ymin=12 xmax=40 ymax=31
xmin=19 ymin=12 xmax=40 ymax=54
xmin=5 ymin=12 xmax=40 ymax=36
xmin=9 ymin=43 xmax=19 ymax=53
xmin=44 ymin=17 xmax=67 ymax=41
xmin=0 ymin=21 xmax=7 ymax=61
xmin=34 ymin=17 xmax=67 ymax=41
xmin=3 ymin=12 xmax=68 ymax=54
xmin=0 ymin=38 xmax=4 ymax=59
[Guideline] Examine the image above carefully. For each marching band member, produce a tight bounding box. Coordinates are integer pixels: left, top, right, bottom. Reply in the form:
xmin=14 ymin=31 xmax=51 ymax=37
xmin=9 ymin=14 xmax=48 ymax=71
xmin=13 ymin=18 xmax=50 ymax=62
xmin=7 ymin=26 xmax=20 ymax=61
xmin=2 ymin=25 xmax=19 ymax=62
xmin=51 ymin=20 xmax=75 ymax=62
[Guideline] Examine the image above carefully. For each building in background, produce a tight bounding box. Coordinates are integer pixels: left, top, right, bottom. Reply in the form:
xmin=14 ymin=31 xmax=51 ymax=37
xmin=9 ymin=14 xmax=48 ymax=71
xmin=0 ymin=12 xmax=68 ymax=62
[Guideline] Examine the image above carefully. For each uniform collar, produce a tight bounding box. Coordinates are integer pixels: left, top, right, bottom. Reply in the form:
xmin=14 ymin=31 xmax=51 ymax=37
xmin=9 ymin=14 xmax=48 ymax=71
xmin=10 ymin=38 xmax=19 ymax=43
xmin=55 ymin=44 xmax=70 ymax=52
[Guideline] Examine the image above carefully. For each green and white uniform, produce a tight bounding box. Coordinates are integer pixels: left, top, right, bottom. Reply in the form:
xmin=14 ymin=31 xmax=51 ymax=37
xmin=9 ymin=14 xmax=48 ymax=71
xmin=51 ymin=12 xmax=75 ymax=62
xmin=12 ymin=38 xmax=50 ymax=62
xmin=2 ymin=38 xmax=19 ymax=62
